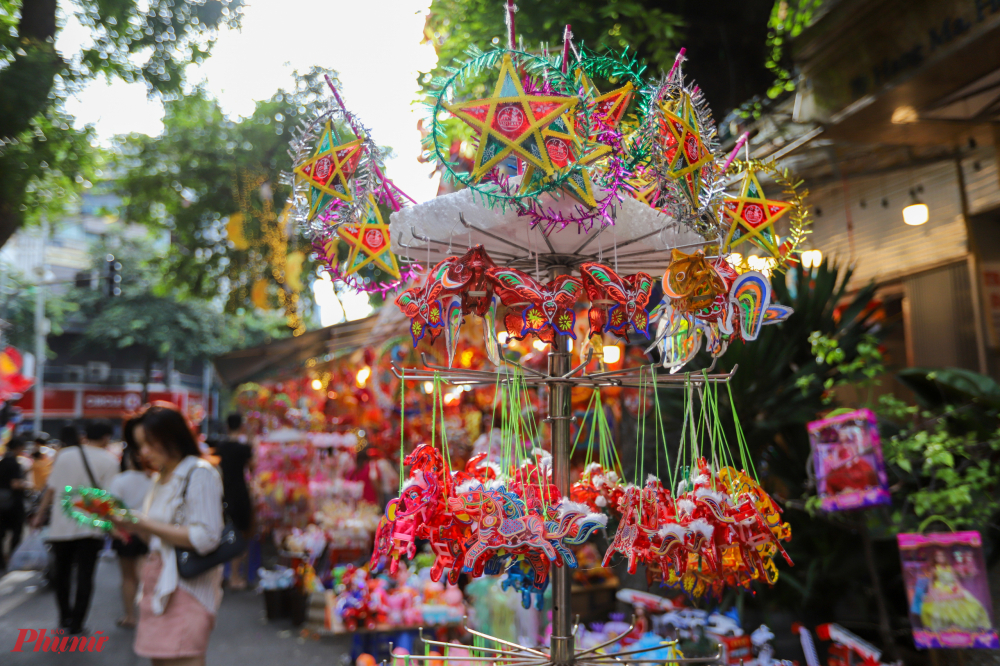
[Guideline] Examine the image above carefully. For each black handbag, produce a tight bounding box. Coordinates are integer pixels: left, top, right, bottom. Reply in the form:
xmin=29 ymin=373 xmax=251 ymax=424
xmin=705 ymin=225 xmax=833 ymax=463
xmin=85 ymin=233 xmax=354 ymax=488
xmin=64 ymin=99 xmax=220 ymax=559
xmin=174 ymin=465 xmax=248 ymax=579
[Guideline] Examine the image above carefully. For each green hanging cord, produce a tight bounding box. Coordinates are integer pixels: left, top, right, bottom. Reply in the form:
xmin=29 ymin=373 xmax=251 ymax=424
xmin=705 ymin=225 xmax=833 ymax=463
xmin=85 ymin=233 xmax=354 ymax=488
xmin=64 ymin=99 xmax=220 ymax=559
xmin=436 ymin=375 xmax=453 ymax=475
xmin=484 ymin=363 xmax=503 ymax=474
xmin=726 ymin=380 xmax=758 ymax=483
xmin=572 ymin=390 xmax=596 ymax=459
xmin=399 ymin=366 xmax=406 ymax=493
xmin=651 ymin=365 xmax=661 ymax=482
xmin=671 ymin=377 xmax=689 ymax=498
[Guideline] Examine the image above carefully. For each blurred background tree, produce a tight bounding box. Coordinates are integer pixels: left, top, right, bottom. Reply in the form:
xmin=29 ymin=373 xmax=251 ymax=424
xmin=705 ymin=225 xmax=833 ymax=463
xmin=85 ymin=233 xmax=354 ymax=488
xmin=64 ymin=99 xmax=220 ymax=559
xmin=111 ymin=70 xmax=335 ymax=317
xmin=68 ymin=231 xmax=291 ymax=395
xmin=423 ymin=0 xmax=777 ymax=115
xmin=0 ymin=0 xmax=244 ymax=248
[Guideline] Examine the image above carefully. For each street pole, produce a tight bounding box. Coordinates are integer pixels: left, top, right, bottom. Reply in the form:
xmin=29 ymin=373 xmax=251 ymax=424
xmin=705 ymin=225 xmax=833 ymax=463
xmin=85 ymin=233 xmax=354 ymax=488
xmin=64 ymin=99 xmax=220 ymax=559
xmin=33 ymin=217 xmax=49 ymax=436
xmin=547 ymin=266 xmax=574 ymax=666
xmin=202 ymin=360 xmax=212 ymax=436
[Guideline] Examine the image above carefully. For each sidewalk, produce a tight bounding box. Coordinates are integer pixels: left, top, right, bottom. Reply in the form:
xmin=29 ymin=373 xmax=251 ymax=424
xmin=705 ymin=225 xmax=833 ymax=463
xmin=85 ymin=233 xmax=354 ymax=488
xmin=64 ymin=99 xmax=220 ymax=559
xmin=0 ymin=553 xmax=350 ymax=664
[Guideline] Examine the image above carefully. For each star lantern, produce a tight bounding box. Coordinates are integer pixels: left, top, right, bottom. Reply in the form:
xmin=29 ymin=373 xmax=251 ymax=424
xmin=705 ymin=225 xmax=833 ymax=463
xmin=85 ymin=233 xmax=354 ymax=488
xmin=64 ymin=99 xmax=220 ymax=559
xmin=293 ymin=121 xmax=363 ymax=221
xmin=337 ymin=195 xmax=401 ymax=280
xmin=721 ymin=169 xmax=793 ymax=257
xmin=521 ymin=73 xmax=634 ymax=208
xmin=445 ymin=53 xmax=579 ymax=183
xmin=657 ymin=92 xmax=714 ymax=208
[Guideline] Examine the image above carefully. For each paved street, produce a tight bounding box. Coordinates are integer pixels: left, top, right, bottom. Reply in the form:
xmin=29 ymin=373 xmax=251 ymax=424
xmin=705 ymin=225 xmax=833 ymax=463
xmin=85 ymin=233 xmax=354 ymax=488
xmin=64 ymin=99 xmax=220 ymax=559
xmin=0 ymin=551 xmax=350 ymax=664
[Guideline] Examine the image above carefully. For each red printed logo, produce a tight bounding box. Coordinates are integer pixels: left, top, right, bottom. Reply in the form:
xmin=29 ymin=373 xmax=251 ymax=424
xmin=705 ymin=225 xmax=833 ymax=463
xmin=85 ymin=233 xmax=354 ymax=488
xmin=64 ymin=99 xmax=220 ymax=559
xmin=11 ymin=629 xmax=110 ymax=653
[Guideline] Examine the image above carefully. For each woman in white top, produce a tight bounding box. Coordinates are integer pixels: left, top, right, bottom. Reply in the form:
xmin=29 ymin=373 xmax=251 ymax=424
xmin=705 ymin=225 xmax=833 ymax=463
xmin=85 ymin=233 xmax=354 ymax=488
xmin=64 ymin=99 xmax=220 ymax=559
xmin=112 ymin=405 xmax=224 ymax=666
xmin=108 ymin=416 xmax=153 ymax=629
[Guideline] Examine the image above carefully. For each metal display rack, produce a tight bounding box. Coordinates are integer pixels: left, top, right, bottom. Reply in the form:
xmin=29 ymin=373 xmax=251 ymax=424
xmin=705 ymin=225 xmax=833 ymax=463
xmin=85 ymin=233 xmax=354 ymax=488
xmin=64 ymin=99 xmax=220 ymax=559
xmin=389 ymin=217 xmax=733 ymax=666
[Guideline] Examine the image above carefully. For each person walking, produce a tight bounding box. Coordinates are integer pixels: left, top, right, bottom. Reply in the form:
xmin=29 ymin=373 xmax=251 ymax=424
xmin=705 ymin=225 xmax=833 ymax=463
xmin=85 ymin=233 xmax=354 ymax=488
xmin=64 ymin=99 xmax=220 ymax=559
xmin=108 ymin=417 xmax=153 ymax=628
xmin=32 ymin=421 xmax=119 ymax=634
xmin=0 ymin=437 xmax=30 ymax=571
xmin=113 ymin=404 xmax=225 ymax=666
xmin=211 ymin=413 xmax=253 ymax=590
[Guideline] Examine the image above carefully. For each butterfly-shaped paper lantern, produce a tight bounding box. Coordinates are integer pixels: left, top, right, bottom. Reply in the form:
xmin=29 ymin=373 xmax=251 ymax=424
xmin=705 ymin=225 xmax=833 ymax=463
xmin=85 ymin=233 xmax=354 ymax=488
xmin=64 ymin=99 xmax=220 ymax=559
xmin=580 ymin=263 xmax=654 ymax=341
xmin=445 ymin=245 xmax=498 ymax=317
xmin=722 ymin=169 xmax=793 ymax=257
xmin=337 ymin=195 xmax=401 ymax=281
xmin=487 ymin=268 xmax=583 ymax=343
xmin=657 ymin=92 xmax=715 ymax=209
xmin=662 ymin=249 xmax=727 ymax=314
xmin=396 ymin=279 xmax=446 ymax=345
xmin=444 ymin=54 xmax=579 ymax=183
xmin=292 ymin=121 xmax=363 ymax=221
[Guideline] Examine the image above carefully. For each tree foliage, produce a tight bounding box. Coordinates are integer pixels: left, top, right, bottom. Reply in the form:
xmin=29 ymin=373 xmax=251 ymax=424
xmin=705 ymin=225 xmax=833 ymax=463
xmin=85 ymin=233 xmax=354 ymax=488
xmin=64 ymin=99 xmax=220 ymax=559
xmin=0 ymin=268 xmax=78 ymax=355
xmin=112 ymin=71 xmax=331 ymax=313
xmin=0 ymin=0 xmax=244 ymax=248
xmin=70 ymin=231 xmax=291 ymax=371
xmin=424 ymin=0 xmax=777 ymax=115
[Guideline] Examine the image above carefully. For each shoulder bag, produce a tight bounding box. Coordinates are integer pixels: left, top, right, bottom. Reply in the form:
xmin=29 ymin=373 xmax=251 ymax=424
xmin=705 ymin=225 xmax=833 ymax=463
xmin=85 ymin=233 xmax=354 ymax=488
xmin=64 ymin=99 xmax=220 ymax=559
xmin=174 ymin=464 xmax=248 ymax=579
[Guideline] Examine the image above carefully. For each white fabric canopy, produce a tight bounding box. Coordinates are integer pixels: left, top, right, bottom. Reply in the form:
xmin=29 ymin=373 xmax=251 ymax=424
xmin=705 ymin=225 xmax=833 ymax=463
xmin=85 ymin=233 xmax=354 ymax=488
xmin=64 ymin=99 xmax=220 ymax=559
xmin=389 ymin=187 xmax=708 ymax=274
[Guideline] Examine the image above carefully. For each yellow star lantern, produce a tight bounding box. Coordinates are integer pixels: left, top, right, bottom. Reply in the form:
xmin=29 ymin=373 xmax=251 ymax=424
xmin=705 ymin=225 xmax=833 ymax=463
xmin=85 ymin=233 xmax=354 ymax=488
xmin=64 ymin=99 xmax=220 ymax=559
xmin=337 ymin=195 xmax=400 ymax=280
xmin=520 ymin=73 xmax=633 ymax=208
xmin=625 ymin=169 xmax=660 ymax=207
xmin=658 ymin=92 xmax=714 ymax=208
xmin=444 ymin=53 xmax=578 ymax=181
xmin=293 ymin=121 xmax=363 ymax=220
xmin=722 ymin=169 xmax=793 ymax=256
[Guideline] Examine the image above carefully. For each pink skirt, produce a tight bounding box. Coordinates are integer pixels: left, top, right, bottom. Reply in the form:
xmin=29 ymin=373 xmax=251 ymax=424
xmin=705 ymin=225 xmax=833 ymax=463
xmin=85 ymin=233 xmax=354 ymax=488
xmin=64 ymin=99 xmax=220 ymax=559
xmin=134 ymin=553 xmax=216 ymax=659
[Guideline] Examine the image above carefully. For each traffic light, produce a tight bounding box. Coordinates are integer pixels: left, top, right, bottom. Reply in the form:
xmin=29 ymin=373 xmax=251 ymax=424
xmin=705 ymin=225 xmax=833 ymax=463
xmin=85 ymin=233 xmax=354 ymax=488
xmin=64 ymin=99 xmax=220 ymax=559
xmin=105 ymin=254 xmax=122 ymax=297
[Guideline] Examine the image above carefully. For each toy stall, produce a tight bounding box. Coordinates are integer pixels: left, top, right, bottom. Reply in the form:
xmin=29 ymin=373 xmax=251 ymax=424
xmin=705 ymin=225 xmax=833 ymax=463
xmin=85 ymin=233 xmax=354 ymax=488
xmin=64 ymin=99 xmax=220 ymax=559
xmin=269 ymin=0 xmax=819 ymax=662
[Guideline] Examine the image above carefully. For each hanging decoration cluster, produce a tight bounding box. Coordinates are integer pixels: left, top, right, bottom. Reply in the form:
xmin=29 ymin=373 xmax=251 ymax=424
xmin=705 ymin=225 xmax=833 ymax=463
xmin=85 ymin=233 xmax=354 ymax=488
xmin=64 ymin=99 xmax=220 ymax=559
xmin=422 ymin=31 xmax=811 ymax=258
xmin=370 ymin=373 xmax=607 ymax=609
xmin=395 ymin=243 xmax=790 ymax=373
xmin=588 ymin=375 xmax=793 ymax=598
xmin=286 ymin=75 xmax=418 ymax=295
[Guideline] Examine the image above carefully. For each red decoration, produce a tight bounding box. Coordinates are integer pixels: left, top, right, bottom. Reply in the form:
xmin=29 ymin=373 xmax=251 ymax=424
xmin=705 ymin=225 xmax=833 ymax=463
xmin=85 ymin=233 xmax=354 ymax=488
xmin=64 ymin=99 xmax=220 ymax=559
xmin=580 ymin=263 xmax=655 ymax=341
xmin=487 ymin=267 xmax=583 ymax=343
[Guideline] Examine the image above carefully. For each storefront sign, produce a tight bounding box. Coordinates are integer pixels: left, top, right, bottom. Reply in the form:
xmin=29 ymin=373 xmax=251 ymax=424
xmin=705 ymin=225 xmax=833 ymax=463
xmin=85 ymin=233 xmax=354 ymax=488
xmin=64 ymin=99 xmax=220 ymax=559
xmin=981 ymin=262 xmax=1000 ymax=347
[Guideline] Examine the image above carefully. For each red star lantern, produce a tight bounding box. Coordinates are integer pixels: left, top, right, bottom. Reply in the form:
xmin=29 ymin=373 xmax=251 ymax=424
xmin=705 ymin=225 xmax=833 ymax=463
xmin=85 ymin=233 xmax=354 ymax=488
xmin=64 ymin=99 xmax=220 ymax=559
xmin=337 ymin=195 xmax=400 ymax=280
xmin=658 ymin=93 xmax=714 ymax=208
xmin=445 ymin=54 xmax=578 ymax=182
xmin=722 ymin=169 xmax=793 ymax=256
xmin=293 ymin=121 xmax=363 ymax=220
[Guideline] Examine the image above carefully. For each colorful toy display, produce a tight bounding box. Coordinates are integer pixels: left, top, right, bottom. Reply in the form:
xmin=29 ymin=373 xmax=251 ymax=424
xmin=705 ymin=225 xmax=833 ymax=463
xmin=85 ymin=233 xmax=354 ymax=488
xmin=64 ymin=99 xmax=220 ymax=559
xmin=61 ymin=486 xmax=135 ymax=532
xmin=807 ymin=409 xmax=891 ymax=512
xmin=898 ymin=530 xmax=999 ymax=649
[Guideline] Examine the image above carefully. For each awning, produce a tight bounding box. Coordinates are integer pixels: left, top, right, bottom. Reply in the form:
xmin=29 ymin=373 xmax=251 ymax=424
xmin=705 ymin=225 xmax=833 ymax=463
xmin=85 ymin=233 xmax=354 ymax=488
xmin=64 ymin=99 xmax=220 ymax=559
xmin=214 ymin=315 xmax=381 ymax=387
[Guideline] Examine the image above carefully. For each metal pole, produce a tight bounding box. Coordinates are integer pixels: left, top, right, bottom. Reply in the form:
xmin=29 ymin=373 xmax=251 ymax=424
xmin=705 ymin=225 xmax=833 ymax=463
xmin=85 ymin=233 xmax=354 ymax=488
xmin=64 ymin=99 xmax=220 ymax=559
xmin=33 ymin=217 xmax=49 ymax=435
xmin=547 ymin=266 xmax=573 ymax=666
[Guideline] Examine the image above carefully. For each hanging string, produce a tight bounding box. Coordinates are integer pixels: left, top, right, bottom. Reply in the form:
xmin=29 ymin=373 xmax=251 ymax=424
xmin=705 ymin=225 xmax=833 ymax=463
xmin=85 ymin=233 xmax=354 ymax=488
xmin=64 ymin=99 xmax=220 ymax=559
xmin=726 ymin=381 xmax=757 ymax=482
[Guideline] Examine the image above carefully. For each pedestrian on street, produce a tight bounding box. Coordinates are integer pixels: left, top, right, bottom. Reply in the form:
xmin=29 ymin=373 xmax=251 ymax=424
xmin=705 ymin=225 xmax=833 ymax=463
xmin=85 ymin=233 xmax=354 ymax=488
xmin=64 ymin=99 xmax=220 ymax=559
xmin=32 ymin=421 xmax=119 ymax=634
xmin=113 ymin=404 xmax=225 ymax=666
xmin=211 ymin=413 xmax=253 ymax=590
xmin=108 ymin=416 xmax=153 ymax=629
xmin=0 ymin=437 xmax=30 ymax=570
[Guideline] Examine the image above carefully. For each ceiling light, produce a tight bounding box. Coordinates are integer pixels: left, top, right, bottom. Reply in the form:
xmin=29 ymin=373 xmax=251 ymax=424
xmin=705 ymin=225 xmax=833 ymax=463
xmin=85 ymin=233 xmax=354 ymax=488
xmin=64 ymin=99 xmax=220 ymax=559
xmin=891 ymin=105 xmax=919 ymax=124
xmin=532 ymin=340 xmax=547 ymax=352
xmin=355 ymin=366 xmax=371 ymax=387
xmin=311 ymin=379 xmax=323 ymax=391
xmin=903 ymin=188 xmax=929 ymax=226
